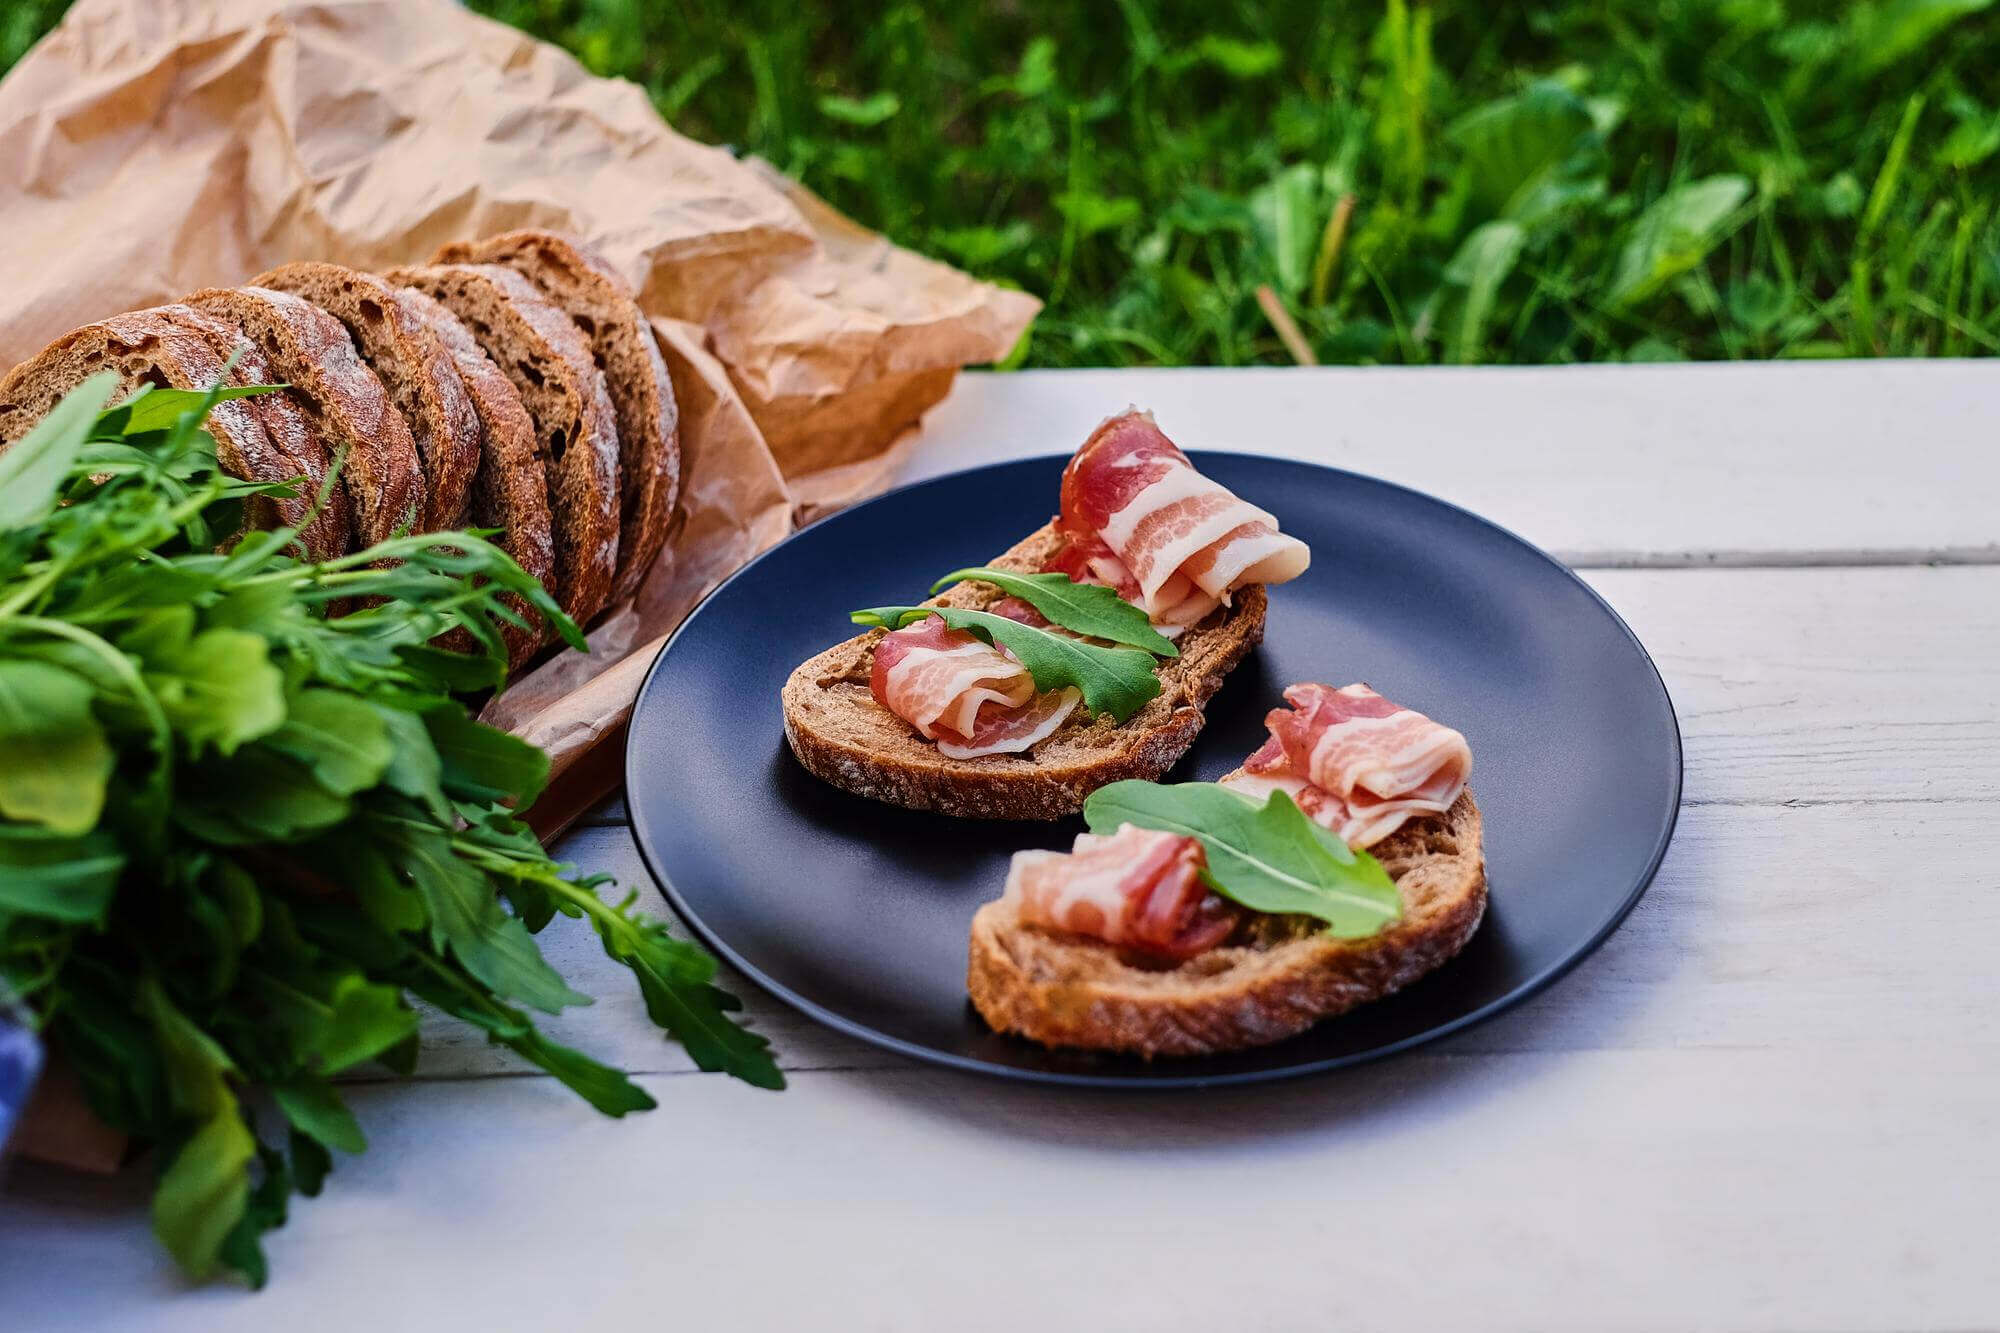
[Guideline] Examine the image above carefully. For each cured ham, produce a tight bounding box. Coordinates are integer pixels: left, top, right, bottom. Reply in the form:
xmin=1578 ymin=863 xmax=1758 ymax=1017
xmin=1221 ymin=682 xmax=1471 ymax=849
xmin=1003 ymin=823 xmax=1238 ymax=960
xmin=870 ymin=613 xmax=1081 ymax=759
xmin=1050 ymin=410 xmax=1309 ymax=631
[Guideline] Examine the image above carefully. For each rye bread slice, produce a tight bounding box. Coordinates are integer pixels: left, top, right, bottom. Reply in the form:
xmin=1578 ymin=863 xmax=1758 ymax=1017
xmin=434 ymin=230 xmax=679 ymax=603
xmin=781 ymin=523 xmax=1266 ymax=820
xmin=398 ymin=285 xmax=556 ymax=666
xmin=967 ymin=791 xmax=1486 ymax=1056
xmin=253 ymin=263 xmax=481 ymax=532
xmin=386 ymin=263 xmax=621 ymax=628
xmin=185 ymin=286 xmax=424 ymax=547
xmin=159 ymin=302 xmax=354 ymax=563
xmin=0 ymin=307 xmax=316 ymax=550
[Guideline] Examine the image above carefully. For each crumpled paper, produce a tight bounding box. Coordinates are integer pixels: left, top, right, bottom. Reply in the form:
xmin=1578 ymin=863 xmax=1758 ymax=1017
xmin=0 ymin=0 xmax=1038 ymax=836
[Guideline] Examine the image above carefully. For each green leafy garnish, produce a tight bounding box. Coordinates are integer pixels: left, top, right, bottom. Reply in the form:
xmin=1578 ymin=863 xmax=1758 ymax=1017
xmin=1084 ymin=780 xmax=1402 ymax=937
xmin=851 ymin=604 xmax=1161 ymax=721
xmin=931 ymin=566 xmax=1176 ymax=657
xmin=0 ymin=380 xmax=783 ymax=1288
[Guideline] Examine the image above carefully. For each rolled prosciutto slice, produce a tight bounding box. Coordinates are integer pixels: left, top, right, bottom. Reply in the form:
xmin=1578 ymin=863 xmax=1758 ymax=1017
xmin=1220 ymin=683 xmax=1471 ymax=850
xmin=1050 ymin=410 xmax=1310 ymax=633
xmin=1003 ymin=823 xmax=1238 ymax=960
xmin=870 ymin=614 xmax=1082 ymax=760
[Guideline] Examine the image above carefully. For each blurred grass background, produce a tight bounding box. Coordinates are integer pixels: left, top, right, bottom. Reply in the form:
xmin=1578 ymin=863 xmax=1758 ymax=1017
xmin=8 ymin=0 xmax=2000 ymax=367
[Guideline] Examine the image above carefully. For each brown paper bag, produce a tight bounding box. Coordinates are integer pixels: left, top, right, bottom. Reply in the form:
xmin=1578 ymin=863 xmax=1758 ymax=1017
xmin=0 ymin=0 xmax=1036 ymax=1167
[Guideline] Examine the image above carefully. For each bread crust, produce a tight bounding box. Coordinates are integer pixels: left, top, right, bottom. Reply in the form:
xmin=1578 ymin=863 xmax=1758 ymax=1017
xmin=434 ymin=230 xmax=679 ymax=603
xmin=185 ymin=286 xmax=424 ymax=547
xmin=781 ymin=523 xmax=1265 ymax=820
xmin=386 ymin=262 xmax=621 ymax=629
xmin=253 ymin=262 xmax=482 ymax=532
xmin=397 ymin=284 xmax=557 ymax=667
xmin=967 ymin=792 xmax=1487 ymax=1056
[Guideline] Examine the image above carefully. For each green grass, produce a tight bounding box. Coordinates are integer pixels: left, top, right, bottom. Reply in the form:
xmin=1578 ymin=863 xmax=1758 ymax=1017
xmin=11 ymin=1 xmax=2000 ymax=366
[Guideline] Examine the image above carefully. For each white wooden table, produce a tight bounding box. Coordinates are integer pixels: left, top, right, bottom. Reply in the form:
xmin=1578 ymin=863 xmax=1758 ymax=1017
xmin=5 ymin=363 xmax=1996 ymax=1331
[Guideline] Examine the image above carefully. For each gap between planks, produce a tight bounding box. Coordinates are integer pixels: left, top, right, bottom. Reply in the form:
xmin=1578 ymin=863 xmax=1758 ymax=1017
xmin=1559 ymin=545 xmax=2000 ymax=569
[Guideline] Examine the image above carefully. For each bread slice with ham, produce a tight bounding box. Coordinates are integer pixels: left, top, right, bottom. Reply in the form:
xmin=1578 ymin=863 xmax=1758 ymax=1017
xmin=781 ymin=522 xmax=1269 ymax=820
xmin=967 ymin=791 xmax=1484 ymax=1056
xmin=967 ymin=679 xmax=1483 ymax=1056
xmin=782 ymin=409 xmax=1303 ymax=820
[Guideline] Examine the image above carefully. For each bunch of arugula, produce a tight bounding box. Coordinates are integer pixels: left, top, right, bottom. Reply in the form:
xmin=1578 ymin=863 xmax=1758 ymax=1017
xmin=0 ymin=375 xmax=782 ymax=1288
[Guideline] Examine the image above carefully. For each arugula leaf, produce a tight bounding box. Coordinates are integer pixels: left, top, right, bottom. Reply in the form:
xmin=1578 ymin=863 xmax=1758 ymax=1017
xmin=0 ymin=659 xmax=115 ymax=833
xmin=372 ymin=703 xmax=453 ymax=823
xmin=931 ymin=566 xmax=1176 ymax=656
xmin=117 ymin=384 xmax=282 ymax=435
xmin=587 ymin=893 xmax=782 ymax=1088
xmin=272 ymin=1077 xmax=366 ymax=1155
xmin=1083 ymin=780 xmax=1403 ymax=937
xmin=397 ymin=953 xmax=656 ymax=1116
xmin=423 ymin=704 xmax=550 ymax=806
xmin=140 ymin=977 xmax=257 ymax=1281
xmin=264 ymin=688 xmax=394 ymax=796
xmin=386 ymin=819 xmax=589 ymax=1015
xmin=176 ymin=749 xmax=355 ymax=844
xmin=851 ymin=604 xmax=1161 ymax=721
xmin=143 ymin=627 xmax=287 ymax=757
xmin=0 ymin=370 xmax=115 ymax=529
xmin=215 ymin=1138 xmax=291 ymax=1291
xmin=0 ymin=825 xmax=123 ymax=922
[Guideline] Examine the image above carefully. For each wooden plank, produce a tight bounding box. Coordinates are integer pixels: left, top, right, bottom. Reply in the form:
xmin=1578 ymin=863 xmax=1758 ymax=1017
xmin=1596 ymin=566 xmax=2000 ymax=806
xmin=7 ymin=1046 xmax=1995 ymax=1332
xmin=909 ymin=363 xmax=2000 ymax=566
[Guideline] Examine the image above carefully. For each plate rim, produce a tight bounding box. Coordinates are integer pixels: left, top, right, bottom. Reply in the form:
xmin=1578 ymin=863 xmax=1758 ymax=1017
xmin=622 ymin=451 xmax=1684 ymax=1090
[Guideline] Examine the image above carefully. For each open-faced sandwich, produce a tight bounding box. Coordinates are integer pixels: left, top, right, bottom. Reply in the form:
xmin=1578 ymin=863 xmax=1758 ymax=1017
xmin=782 ymin=410 xmax=1310 ymax=819
xmin=968 ymin=682 xmax=1482 ymax=1056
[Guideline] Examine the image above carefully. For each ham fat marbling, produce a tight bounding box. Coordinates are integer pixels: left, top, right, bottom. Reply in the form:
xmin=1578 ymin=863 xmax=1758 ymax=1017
xmin=1002 ymin=823 xmax=1237 ymax=960
xmin=870 ymin=613 xmax=1081 ymax=760
xmin=1220 ymin=682 xmax=1471 ymax=849
xmin=1050 ymin=409 xmax=1309 ymax=634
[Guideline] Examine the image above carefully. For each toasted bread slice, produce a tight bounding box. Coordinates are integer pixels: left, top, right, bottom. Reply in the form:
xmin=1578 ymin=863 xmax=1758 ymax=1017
xmin=968 ymin=791 xmax=1486 ymax=1056
xmin=253 ymin=263 xmax=482 ymax=532
xmin=434 ymin=230 xmax=680 ymax=603
xmin=782 ymin=523 xmax=1266 ymax=820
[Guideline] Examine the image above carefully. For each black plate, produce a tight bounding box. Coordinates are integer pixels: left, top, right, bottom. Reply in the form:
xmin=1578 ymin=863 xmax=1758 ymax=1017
xmin=625 ymin=453 xmax=1681 ymax=1088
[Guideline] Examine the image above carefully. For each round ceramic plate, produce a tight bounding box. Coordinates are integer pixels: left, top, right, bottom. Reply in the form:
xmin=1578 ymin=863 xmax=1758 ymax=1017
xmin=625 ymin=453 xmax=1681 ymax=1089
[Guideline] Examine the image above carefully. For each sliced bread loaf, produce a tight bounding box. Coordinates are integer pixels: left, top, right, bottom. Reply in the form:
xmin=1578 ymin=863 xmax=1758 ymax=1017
xmin=386 ymin=263 xmax=621 ymax=628
xmin=434 ymin=230 xmax=679 ymax=602
xmin=159 ymin=302 xmax=354 ymax=562
xmin=0 ymin=308 xmax=315 ymax=549
xmin=398 ymin=285 xmax=556 ymax=666
xmin=781 ymin=523 xmax=1266 ymax=821
xmin=252 ymin=263 xmax=481 ymax=532
xmin=186 ymin=286 xmax=424 ymax=547
xmin=967 ymin=791 xmax=1487 ymax=1056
